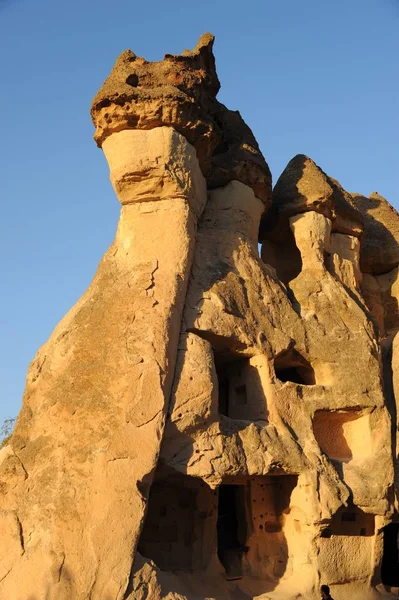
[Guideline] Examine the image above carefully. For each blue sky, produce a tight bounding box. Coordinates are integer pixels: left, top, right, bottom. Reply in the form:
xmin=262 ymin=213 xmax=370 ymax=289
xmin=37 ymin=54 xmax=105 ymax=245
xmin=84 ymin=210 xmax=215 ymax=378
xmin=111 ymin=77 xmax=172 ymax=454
xmin=0 ymin=0 xmax=398 ymax=426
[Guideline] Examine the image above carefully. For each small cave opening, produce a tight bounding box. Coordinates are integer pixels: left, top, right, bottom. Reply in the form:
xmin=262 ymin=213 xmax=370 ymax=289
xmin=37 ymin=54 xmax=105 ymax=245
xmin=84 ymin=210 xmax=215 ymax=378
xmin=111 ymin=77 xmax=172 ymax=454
xmin=274 ymin=349 xmax=315 ymax=385
xmin=214 ymin=351 xmax=268 ymax=421
xmin=381 ymin=523 xmax=399 ymax=587
xmin=217 ymin=484 xmax=248 ymax=580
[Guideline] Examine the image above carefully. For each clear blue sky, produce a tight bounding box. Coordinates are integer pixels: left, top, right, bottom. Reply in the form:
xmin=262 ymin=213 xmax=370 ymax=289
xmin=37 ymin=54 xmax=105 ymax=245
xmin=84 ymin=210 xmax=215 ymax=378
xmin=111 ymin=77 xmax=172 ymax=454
xmin=0 ymin=0 xmax=398 ymax=426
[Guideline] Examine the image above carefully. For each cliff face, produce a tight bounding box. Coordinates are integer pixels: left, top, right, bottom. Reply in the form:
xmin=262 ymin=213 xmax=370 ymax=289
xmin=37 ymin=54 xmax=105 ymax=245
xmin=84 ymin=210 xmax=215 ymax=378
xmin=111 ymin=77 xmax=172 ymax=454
xmin=0 ymin=34 xmax=398 ymax=600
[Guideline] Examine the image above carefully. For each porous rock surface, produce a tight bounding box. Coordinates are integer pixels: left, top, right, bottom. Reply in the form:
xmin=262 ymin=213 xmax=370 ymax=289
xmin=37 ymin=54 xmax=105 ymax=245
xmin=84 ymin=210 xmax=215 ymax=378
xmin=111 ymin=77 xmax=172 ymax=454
xmin=1 ymin=35 xmax=398 ymax=600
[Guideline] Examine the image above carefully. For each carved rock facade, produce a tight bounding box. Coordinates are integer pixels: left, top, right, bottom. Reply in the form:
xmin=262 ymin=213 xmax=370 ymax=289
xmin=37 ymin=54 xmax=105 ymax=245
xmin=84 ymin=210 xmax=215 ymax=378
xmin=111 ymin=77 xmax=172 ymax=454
xmin=0 ymin=34 xmax=398 ymax=600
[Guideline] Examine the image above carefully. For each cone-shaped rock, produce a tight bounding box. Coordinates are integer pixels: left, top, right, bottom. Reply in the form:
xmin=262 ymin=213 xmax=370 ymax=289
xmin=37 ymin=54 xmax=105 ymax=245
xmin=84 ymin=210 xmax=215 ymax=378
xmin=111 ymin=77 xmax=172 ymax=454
xmin=260 ymin=154 xmax=363 ymax=240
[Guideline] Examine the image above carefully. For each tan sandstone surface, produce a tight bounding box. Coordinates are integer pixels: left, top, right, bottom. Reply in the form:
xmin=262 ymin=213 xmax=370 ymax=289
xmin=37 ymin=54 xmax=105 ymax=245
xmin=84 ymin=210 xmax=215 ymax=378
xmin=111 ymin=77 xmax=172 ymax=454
xmin=0 ymin=34 xmax=398 ymax=600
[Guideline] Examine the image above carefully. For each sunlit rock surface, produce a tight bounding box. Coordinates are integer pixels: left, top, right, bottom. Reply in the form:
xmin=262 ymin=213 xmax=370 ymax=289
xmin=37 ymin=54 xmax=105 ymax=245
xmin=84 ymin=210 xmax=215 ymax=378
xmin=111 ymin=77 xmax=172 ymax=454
xmin=0 ymin=34 xmax=398 ymax=600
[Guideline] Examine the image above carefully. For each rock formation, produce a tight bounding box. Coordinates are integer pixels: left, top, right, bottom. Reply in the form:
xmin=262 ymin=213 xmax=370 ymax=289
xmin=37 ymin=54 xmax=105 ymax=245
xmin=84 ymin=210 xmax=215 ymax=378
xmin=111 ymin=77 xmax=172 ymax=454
xmin=0 ymin=34 xmax=398 ymax=600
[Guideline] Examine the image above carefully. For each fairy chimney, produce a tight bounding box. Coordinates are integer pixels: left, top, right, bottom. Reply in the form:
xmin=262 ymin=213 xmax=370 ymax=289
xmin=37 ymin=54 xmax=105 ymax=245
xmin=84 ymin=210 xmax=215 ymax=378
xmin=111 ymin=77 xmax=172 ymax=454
xmin=0 ymin=34 xmax=398 ymax=600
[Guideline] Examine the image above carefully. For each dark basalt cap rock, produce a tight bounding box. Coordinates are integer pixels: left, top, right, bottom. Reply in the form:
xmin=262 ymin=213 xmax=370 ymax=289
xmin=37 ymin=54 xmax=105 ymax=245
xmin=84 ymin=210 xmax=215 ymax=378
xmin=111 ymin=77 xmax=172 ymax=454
xmin=352 ymin=192 xmax=399 ymax=275
xmin=91 ymin=33 xmax=271 ymax=206
xmin=259 ymin=154 xmax=363 ymax=241
xmin=91 ymin=34 xmax=220 ymax=160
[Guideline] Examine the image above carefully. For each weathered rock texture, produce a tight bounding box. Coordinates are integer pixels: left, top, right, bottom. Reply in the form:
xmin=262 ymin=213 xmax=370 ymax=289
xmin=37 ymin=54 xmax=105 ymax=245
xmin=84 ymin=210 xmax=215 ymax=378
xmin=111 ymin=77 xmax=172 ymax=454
xmin=1 ymin=35 xmax=398 ymax=600
xmin=91 ymin=33 xmax=271 ymax=206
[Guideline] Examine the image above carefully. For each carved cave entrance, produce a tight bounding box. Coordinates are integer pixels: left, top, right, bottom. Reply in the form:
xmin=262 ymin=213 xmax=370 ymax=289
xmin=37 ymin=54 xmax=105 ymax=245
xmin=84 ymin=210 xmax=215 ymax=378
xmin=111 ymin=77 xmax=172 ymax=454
xmin=217 ymin=484 xmax=247 ymax=579
xmin=381 ymin=523 xmax=399 ymax=587
xmin=138 ymin=473 xmax=298 ymax=587
xmin=217 ymin=475 xmax=298 ymax=582
xmin=137 ymin=474 xmax=215 ymax=572
xmin=215 ymin=353 xmax=268 ymax=421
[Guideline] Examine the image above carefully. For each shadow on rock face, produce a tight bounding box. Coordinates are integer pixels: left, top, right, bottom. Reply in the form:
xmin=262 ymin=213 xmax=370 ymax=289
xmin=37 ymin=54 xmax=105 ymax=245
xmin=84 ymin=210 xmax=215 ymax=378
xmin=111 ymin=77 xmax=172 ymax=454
xmin=352 ymin=192 xmax=399 ymax=275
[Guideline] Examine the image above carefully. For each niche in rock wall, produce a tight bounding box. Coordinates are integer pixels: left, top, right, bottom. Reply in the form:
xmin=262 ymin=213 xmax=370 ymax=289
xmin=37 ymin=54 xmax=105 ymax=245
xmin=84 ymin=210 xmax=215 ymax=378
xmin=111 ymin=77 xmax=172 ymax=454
xmin=215 ymin=353 xmax=268 ymax=421
xmin=138 ymin=474 xmax=216 ymax=572
xmin=313 ymin=409 xmax=371 ymax=462
xmin=216 ymin=475 xmax=298 ymax=582
xmin=274 ymin=349 xmax=316 ymax=385
xmin=381 ymin=523 xmax=399 ymax=587
xmin=318 ymin=505 xmax=375 ymax=584
xmin=320 ymin=504 xmax=375 ymax=538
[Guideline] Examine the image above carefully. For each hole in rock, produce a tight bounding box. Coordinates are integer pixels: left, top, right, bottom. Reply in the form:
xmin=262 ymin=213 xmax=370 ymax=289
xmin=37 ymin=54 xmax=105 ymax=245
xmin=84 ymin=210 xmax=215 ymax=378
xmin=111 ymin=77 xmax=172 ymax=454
xmin=215 ymin=352 xmax=268 ymax=421
xmin=381 ymin=523 xmax=399 ymax=587
xmin=320 ymin=528 xmax=332 ymax=538
xmin=126 ymin=73 xmax=139 ymax=87
xmin=138 ymin=474 xmax=214 ymax=572
xmin=274 ymin=349 xmax=315 ymax=385
xmin=313 ymin=409 xmax=371 ymax=462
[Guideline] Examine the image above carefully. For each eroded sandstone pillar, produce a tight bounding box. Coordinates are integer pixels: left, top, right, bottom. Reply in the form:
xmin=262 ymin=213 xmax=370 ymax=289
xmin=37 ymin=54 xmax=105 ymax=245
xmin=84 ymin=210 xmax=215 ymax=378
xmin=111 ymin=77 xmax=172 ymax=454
xmin=1 ymin=34 xmax=399 ymax=600
xmin=0 ymin=94 xmax=206 ymax=600
xmin=0 ymin=32 xmax=273 ymax=600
